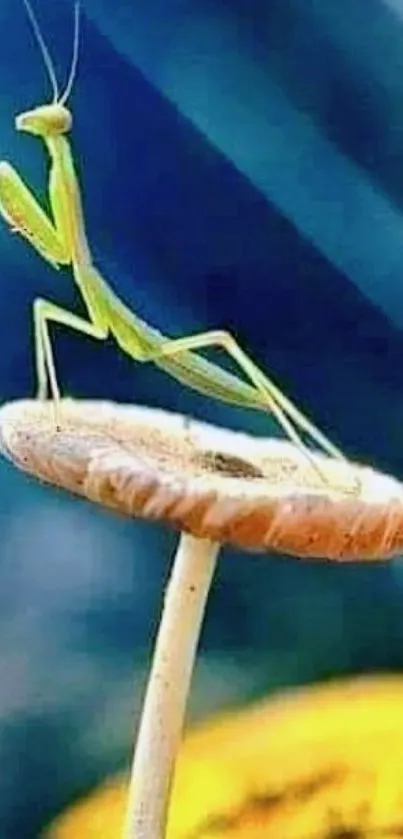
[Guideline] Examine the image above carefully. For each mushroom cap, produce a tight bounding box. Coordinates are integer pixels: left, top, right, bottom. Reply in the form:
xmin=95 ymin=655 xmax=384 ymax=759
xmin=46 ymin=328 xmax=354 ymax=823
xmin=0 ymin=398 xmax=403 ymax=560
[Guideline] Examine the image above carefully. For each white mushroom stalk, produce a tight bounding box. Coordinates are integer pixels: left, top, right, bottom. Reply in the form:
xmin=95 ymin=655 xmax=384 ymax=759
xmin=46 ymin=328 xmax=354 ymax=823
xmin=123 ymin=533 xmax=219 ymax=839
xmin=1 ymin=399 xmax=403 ymax=839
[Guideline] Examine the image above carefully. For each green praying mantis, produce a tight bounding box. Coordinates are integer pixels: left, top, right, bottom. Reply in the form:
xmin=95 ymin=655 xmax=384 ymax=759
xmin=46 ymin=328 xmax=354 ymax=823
xmin=0 ymin=0 xmax=348 ymax=480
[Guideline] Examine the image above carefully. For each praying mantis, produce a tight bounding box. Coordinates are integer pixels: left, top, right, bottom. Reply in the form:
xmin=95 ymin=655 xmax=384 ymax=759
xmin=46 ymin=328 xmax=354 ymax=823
xmin=0 ymin=0 xmax=347 ymax=477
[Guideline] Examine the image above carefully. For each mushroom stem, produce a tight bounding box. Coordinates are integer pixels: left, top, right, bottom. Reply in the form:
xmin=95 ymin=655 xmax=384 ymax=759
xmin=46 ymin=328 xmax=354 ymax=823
xmin=123 ymin=532 xmax=220 ymax=839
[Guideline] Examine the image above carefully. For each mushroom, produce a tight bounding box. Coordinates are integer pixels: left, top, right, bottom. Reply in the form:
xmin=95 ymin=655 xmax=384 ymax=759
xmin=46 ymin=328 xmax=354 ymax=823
xmin=1 ymin=398 xmax=403 ymax=839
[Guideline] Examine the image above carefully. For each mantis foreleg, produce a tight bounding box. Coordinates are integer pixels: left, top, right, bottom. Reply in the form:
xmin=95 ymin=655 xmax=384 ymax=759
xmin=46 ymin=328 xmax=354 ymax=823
xmin=0 ymin=161 xmax=69 ymax=267
xmin=0 ymin=164 xmax=108 ymax=399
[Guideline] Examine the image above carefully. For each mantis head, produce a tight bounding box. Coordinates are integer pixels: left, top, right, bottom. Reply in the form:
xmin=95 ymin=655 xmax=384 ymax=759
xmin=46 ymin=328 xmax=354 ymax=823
xmin=16 ymin=103 xmax=72 ymax=137
xmin=19 ymin=0 xmax=79 ymax=136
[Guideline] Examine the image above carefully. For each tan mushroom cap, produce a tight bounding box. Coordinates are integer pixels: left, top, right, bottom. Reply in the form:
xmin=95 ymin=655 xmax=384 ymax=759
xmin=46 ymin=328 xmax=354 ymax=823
xmin=1 ymin=398 xmax=403 ymax=560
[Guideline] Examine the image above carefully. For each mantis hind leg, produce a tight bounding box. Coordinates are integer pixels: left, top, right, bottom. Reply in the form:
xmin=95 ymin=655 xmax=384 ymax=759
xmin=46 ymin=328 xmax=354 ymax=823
xmin=33 ymin=297 xmax=108 ymax=402
xmin=138 ymin=328 xmax=346 ymax=479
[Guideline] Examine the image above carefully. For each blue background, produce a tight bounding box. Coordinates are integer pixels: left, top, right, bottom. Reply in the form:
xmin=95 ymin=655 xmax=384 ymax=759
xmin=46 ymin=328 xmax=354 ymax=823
xmin=1 ymin=0 xmax=403 ymax=834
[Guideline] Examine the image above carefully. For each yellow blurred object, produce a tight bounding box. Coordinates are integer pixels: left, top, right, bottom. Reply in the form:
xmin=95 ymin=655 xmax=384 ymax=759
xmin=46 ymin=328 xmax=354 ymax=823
xmin=45 ymin=676 xmax=403 ymax=838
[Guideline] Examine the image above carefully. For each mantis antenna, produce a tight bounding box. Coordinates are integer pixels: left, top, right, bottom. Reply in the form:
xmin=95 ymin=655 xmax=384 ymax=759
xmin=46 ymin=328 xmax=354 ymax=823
xmin=21 ymin=0 xmax=81 ymax=106
xmin=21 ymin=0 xmax=59 ymax=102
xmin=60 ymin=1 xmax=81 ymax=105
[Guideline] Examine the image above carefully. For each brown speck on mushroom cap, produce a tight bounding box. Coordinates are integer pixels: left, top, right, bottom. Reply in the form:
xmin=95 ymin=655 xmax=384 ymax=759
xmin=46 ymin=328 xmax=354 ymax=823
xmin=0 ymin=398 xmax=403 ymax=561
